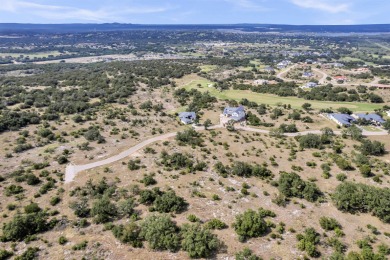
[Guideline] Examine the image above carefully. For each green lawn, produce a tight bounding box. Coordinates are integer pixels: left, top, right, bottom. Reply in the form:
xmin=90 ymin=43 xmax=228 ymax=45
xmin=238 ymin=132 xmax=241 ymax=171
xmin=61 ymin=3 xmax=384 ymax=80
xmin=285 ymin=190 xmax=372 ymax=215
xmin=199 ymin=65 xmax=217 ymax=73
xmin=0 ymin=51 xmax=63 ymax=59
xmin=181 ymin=82 xmax=382 ymax=112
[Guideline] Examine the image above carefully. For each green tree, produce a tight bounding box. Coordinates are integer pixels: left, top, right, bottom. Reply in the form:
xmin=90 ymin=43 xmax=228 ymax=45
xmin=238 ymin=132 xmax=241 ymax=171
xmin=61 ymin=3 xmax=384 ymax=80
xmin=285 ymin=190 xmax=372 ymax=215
xmin=204 ymin=119 xmax=212 ymax=130
xmin=152 ymin=190 xmax=187 ymax=213
xmin=112 ymin=222 xmax=143 ymax=248
xmin=235 ymin=248 xmax=262 ymax=260
xmin=181 ymin=223 xmax=220 ymax=258
xmin=91 ymin=196 xmax=117 ymax=223
xmin=233 ymin=209 xmax=268 ymax=242
xmin=140 ymin=214 xmax=180 ymax=251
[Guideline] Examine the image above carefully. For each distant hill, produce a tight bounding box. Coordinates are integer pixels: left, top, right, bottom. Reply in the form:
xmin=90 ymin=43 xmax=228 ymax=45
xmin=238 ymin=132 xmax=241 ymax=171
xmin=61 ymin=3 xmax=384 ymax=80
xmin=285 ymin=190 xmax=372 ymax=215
xmin=0 ymin=23 xmax=390 ymax=33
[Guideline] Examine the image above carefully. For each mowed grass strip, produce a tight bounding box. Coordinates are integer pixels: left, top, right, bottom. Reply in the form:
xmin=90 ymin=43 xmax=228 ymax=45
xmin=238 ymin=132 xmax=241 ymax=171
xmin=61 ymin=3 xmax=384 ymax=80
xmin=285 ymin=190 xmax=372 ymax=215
xmin=181 ymin=80 xmax=383 ymax=112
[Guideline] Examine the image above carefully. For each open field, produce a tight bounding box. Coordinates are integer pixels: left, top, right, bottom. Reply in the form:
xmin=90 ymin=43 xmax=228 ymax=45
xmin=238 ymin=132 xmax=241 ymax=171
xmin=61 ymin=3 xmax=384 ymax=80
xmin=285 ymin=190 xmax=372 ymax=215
xmin=0 ymin=51 xmax=64 ymax=58
xmin=178 ymin=75 xmax=383 ymax=112
xmin=199 ymin=65 xmax=218 ymax=72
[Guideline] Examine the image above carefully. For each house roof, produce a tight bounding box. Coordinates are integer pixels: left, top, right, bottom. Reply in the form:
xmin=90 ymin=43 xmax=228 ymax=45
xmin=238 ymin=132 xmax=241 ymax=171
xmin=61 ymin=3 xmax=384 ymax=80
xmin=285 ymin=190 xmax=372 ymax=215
xmin=307 ymin=82 xmax=317 ymax=87
xmin=355 ymin=113 xmax=385 ymax=124
xmin=330 ymin=113 xmax=356 ymax=126
xmin=223 ymin=105 xmax=246 ymax=121
xmin=178 ymin=112 xmax=196 ymax=124
xmin=302 ymin=72 xmax=313 ymax=76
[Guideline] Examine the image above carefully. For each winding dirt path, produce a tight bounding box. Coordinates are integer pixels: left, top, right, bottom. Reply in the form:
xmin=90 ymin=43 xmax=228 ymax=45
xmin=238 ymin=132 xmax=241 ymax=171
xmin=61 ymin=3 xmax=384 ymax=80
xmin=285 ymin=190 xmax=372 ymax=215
xmin=65 ymin=124 xmax=388 ymax=183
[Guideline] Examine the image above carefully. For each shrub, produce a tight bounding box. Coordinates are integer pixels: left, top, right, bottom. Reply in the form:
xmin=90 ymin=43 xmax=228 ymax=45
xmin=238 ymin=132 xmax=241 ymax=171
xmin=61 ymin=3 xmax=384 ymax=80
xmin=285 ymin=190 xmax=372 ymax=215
xmin=59 ymin=236 xmax=68 ymax=245
xmin=319 ymin=217 xmax=341 ymax=231
xmin=0 ymin=249 xmax=13 ymax=259
xmin=72 ymin=240 xmax=88 ymax=250
xmin=14 ymin=247 xmax=39 ymax=260
xmin=359 ymin=140 xmax=385 ymax=156
xmin=297 ymin=134 xmax=322 ymax=149
xmin=91 ymin=196 xmax=118 ymax=223
xmin=24 ymin=203 xmax=41 ymax=214
xmin=50 ymin=196 xmax=61 ymax=206
xmin=205 ymin=219 xmax=228 ymax=230
xmin=141 ymin=174 xmax=157 ymax=186
xmin=112 ymin=222 xmax=143 ymax=247
xmin=235 ymin=247 xmax=262 ymax=260
xmin=181 ymin=223 xmax=220 ymax=258
xmin=278 ymin=172 xmax=321 ymax=202
xmin=152 ymin=190 xmax=187 ymax=213
xmin=25 ymin=174 xmax=40 ymax=185
xmin=296 ymin=228 xmax=320 ymax=257
xmin=233 ymin=209 xmax=269 ymax=242
xmin=118 ymin=198 xmax=136 ymax=217
xmin=2 ymin=212 xmax=49 ymax=241
xmin=187 ymin=214 xmax=200 ymax=223
xmin=4 ymin=185 xmax=24 ymax=197
xmin=175 ymin=129 xmax=203 ymax=147
xmin=140 ymin=214 xmax=180 ymax=251
xmin=332 ymin=182 xmax=390 ymax=223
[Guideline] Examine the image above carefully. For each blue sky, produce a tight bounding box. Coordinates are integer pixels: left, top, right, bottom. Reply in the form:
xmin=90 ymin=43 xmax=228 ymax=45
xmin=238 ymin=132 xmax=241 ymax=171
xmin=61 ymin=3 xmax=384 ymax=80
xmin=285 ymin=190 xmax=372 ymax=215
xmin=0 ymin=0 xmax=389 ymax=25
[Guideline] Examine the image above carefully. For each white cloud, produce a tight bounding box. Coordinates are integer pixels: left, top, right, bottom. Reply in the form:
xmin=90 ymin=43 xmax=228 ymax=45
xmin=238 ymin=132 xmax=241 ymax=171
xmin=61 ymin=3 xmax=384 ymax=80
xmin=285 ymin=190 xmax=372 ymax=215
xmin=0 ymin=0 xmax=170 ymax=22
xmin=291 ymin=0 xmax=350 ymax=13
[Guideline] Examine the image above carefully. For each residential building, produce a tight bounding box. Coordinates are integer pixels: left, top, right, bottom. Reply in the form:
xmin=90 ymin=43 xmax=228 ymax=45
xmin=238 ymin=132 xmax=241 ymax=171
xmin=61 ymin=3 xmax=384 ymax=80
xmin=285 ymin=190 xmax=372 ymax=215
xmin=328 ymin=113 xmax=356 ymax=127
xmin=353 ymin=113 xmax=386 ymax=126
xmin=264 ymin=66 xmax=275 ymax=73
xmin=301 ymin=82 xmax=318 ymax=89
xmin=223 ymin=105 xmax=246 ymax=122
xmin=302 ymin=72 xmax=314 ymax=78
xmin=178 ymin=112 xmax=196 ymax=125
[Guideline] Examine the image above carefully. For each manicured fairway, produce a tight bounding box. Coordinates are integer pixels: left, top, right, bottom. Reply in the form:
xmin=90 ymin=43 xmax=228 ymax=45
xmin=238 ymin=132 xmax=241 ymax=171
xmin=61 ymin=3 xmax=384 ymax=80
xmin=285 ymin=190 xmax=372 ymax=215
xmin=182 ymin=81 xmax=383 ymax=112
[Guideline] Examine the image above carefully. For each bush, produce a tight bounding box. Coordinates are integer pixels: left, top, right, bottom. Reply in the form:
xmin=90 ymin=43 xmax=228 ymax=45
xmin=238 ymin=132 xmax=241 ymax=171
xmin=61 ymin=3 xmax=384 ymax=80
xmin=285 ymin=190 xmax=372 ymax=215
xmin=359 ymin=140 xmax=385 ymax=156
xmin=118 ymin=198 xmax=136 ymax=217
xmin=0 ymin=249 xmax=13 ymax=259
xmin=332 ymin=182 xmax=390 ymax=223
xmin=233 ymin=209 xmax=269 ymax=242
xmin=4 ymin=185 xmax=24 ymax=196
xmin=140 ymin=214 xmax=180 ymax=251
xmin=26 ymin=174 xmax=40 ymax=185
xmin=152 ymin=190 xmax=187 ymax=213
xmin=50 ymin=196 xmax=61 ymax=206
xmin=2 ymin=212 xmax=49 ymax=241
xmin=297 ymin=134 xmax=323 ymax=149
xmin=112 ymin=222 xmax=143 ymax=247
xmin=205 ymin=219 xmax=228 ymax=230
xmin=14 ymin=247 xmax=39 ymax=260
xmin=278 ymin=172 xmax=321 ymax=202
xmin=58 ymin=236 xmax=68 ymax=245
xmin=296 ymin=228 xmax=320 ymax=257
xmin=91 ymin=196 xmax=117 ymax=223
xmin=72 ymin=240 xmax=88 ymax=250
xmin=181 ymin=223 xmax=220 ymax=258
xmin=24 ymin=203 xmax=41 ymax=214
xmin=175 ymin=129 xmax=204 ymax=147
xmin=319 ymin=217 xmax=341 ymax=231
xmin=141 ymin=174 xmax=157 ymax=186
xmin=187 ymin=214 xmax=200 ymax=223
xmin=235 ymin=248 xmax=262 ymax=260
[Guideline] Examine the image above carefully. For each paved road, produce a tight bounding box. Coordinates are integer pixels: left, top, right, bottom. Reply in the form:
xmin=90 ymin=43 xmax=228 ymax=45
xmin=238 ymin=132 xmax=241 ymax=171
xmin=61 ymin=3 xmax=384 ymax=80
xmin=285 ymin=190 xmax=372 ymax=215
xmin=65 ymin=124 xmax=388 ymax=183
xmin=276 ymin=64 xmax=298 ymax=80
xmin=65 ymin=132 xmax=177 ymax=183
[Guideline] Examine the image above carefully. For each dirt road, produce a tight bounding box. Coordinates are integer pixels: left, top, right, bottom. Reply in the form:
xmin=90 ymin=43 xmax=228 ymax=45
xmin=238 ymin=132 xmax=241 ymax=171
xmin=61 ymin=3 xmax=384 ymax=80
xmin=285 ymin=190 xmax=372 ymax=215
xmin=65 ymin=124 xmax=388 ymax=183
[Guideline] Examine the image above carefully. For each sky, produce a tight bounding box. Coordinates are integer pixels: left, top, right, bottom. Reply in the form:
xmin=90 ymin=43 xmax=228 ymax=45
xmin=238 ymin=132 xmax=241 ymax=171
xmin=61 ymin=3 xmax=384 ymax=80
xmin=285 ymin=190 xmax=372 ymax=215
xmin=0 ymin=0 xmax=389 ymax=25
